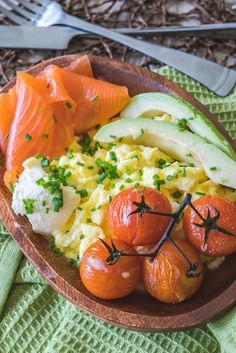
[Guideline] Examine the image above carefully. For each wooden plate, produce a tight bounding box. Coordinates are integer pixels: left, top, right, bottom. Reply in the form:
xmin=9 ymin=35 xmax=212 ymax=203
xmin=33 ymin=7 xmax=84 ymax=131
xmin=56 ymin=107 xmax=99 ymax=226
xmin=0 ymin=55 xmax=235 ymax=332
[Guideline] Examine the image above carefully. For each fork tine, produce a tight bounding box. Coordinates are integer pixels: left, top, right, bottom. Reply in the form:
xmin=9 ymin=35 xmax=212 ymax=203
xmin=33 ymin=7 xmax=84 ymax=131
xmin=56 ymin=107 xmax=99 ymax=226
xmin=0 ymin=4 xmax=29 ymax=25
xmin=3 ymin=0 xmax=34 ymax=19
xmin=17 ymin=0 xmax=41 ymax=13
xmin=31 ymin=0 xmax=45 ymax=5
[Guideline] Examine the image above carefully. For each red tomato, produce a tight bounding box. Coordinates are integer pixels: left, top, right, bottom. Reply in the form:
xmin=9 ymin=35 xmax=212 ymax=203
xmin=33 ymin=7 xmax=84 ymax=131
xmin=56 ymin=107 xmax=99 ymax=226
xmin=108 ymin=187 xmax=172 ymax=246
xmin=143 ymin=240 xmax=204 ymax=304
xmin=183 ymin=195 xmax=236 ymax=256
xmin=80 ymin=238 xmax=142 ymax=299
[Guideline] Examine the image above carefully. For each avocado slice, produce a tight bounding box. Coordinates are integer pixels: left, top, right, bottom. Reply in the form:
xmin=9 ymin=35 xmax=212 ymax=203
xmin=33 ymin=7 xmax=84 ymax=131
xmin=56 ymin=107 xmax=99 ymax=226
xmin=120 ymin=93 xmax=236 ymax=160
xmin=94 ymin=118 xmax=236 ymax=189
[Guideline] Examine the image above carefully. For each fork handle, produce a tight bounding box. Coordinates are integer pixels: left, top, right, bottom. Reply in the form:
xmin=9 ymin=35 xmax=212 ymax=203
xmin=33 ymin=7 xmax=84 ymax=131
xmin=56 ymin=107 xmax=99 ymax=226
xmin=61 ymin=14 xmax=235 ymax=96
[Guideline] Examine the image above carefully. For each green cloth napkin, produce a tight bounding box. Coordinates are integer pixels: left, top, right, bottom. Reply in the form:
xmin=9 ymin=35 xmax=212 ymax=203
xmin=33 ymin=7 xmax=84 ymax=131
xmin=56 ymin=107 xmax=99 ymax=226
xmin=0 ymin=67 xmax=236 ymax=353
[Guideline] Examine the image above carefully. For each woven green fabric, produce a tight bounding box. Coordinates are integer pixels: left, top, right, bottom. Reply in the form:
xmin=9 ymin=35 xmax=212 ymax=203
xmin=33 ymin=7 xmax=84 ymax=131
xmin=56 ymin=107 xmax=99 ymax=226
xmin=0 ymin=67 xmax=236 ymax=353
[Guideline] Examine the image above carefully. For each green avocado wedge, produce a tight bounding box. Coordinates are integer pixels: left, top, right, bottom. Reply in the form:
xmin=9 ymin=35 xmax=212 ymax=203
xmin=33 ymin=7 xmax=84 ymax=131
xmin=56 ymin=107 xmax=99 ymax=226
xmin=120 ymin=93 xmax=236 ymax=160
xmin=94 ymin=118 xmax=236 ymax=189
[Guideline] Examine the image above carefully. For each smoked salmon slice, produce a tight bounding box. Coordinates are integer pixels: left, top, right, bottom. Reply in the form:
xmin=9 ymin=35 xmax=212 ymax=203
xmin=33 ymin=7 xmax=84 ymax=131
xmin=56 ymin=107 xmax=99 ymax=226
xmin=1 ymin=55 xmax=130 ymax=190
xmin=73 ymin=74 xmax=129 ymax=133
xmin=43 ymin=65 xmax=130 ymax=133
xmin=64 ymin=55 xmax=93 ymax=77
xmin=0 ymin=88 xmax=16 ymax=156
xmin=6 ymin=72 xmax=74 ymax=177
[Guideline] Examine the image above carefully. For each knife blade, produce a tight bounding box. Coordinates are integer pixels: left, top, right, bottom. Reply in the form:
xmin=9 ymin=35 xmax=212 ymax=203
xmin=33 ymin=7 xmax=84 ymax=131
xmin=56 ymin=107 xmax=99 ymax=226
xmin=1 ymin=23 xmax=236 ymax=50
xmin=0 ymin=26 xmax=77 ymax=49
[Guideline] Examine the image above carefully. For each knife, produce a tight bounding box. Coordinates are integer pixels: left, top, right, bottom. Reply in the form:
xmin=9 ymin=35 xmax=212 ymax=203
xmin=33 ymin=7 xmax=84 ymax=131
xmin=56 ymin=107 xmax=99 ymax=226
xmin=1 ymin=23 xmax=236 ymax=50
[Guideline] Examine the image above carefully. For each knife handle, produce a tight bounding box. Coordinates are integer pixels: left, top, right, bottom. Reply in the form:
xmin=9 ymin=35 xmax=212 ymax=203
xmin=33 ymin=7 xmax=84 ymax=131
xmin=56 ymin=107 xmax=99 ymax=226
xmin=60 ymin=13 xmax=235 ymax=96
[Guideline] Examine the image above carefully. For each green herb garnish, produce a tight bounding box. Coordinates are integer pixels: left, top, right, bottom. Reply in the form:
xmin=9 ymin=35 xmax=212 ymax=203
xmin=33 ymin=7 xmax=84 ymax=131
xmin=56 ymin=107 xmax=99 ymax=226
xmin=92 ymin=94 xmax=99 ymax=102
xmin=23 ymin=198 xmax=35 ymax=214
xmin=109 ymin=151 xmax=117 ymax=162
xmin=153 ymin=174 xmax=165 ymax=191
xmin=65 ymin=101 xmax=72 ymax=109
xmin=77 ymin=189 xmax=88 ymax=198
xmin=24 ymin=133 xmax=32 ymax=141
xmin=177 ymin=118 xmax=188 ymax=131
xmin=172 ymin=191 xmax=182 ymax=199
xmin=41 ymin=157 xmax=50 ymax=168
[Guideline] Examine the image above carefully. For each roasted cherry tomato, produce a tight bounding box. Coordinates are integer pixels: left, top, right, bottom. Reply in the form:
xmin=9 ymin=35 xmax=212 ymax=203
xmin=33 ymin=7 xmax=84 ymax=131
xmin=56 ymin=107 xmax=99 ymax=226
xmin=183 ymin=195 xmax=236 ymax=256
xmin=143 ymin=240 xmax=204 ymax=304
xmin=108 ymin=187 xmax=172 ymax=246
xmin=80 ymin=238 xmax=142 ymax=299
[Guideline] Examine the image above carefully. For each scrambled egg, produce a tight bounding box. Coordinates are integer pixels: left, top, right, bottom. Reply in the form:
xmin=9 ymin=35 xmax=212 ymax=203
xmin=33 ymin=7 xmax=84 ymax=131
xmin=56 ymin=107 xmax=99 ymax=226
xmin=13 ymin=135 xmax=236 ymax=261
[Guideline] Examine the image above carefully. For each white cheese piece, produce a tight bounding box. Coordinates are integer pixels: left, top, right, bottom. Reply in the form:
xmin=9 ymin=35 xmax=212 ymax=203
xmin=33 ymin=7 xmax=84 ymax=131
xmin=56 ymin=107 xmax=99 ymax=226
xmin=12 ymin=158 xmax=80 ymax=237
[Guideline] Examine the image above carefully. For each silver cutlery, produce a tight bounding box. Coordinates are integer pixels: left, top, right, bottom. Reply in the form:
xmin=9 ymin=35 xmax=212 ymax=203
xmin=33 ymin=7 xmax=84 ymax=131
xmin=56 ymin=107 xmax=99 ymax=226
xmin=0 ymin=0 xmax=235 ymax=96
xmin=1 ymin=4 xmax=236 ymax=39
xmin=1 ymin=23 xmax=236 ymax=51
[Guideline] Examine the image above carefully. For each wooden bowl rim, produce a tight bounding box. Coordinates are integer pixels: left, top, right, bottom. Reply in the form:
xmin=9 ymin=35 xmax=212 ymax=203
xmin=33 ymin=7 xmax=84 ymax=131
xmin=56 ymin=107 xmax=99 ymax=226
xmin=0 ymin=54 xmax=235 ymax=332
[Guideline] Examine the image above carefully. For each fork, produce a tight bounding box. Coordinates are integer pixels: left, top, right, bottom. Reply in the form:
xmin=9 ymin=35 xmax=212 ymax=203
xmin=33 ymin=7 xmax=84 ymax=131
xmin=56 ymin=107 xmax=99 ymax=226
xmin=0 ymin=0 xmax=236 ymax=96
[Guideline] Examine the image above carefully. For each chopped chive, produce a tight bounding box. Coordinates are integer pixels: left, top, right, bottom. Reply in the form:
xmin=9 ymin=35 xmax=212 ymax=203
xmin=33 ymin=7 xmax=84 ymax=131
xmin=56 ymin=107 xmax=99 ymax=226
xmin=23 ymin=198 xmax=35 ymax=214
xmin=77 ymin=162 xmax=84 ymax=167
xmin=125 ymin=166 xmax=131 ymax=175
xmin=156 ymin=159 xmax=168 ymax=169
xmin=181 ymin=167 xmax=187 ymax=177
xmin=91 ymin=207 xmax=96 ymax=212
xmin=41 ymin=157 xmax=50 ymax=168
xmin=65 ymin=101 xmax=72 ymax=109
xmin=65 ymin=171 xmax=72 ymax=178
xmin=119 ymin=185 xmax=124 ymax=191
xmin=42 ymin=134 xmax=49 ymax=139
xmin=186 ymin=153 xmax=192 ymax=157
xmin=195 ymin=191 xmax=206 ymax=195
xmin=80 ymin=234 xmax=85 ymax=240
xmin=172 ymin=191 xmax=182 ymax=199
xmin=210 ymin=167 xmax=217 ymax=171
xmin=91 ymin=94 xmax=99 ymax=102
xmin=134 ymin=182 xmax=140 ymax=190
xmin=110 ymin=182 xmax=115 ymax=189
xmin=132 ymin=155 xmax=139 ymax=160
xmin=77 ymin=207 xmax=83 ymax=211
xmin=177 ymin=118 xmax=188 ymax=131
xmin=109 ymin=151 xmax=117 ymax=162
xmin=86 ymin=218 xmax=92 ymax=223
xmin=24 ymin=133 xmax=32 ymax=141
xmin=41 ymin=200 xmax=46 ymax=207
xmin=97 ymin=205 xmax=102 ymax=210
xmin=9 ymin=182 xmax=14 ymax=193
xmin=97 ymin=172 xmax=107 ymax=184
xmin=138 ymin=169 xmax=143 ymax=176
xmin=153 ymin=174 xmax=165 ymax=190
xmin=66 ymin=150 xmax=74 ymax=159
xmin=108 ymin=195 xmax=112 ymax=202
xmin=45 ymin=207 xmax=49 ymax=214
xmin=77 ymin=189 xmax=88 ymax=198
xmin=118 ymin=137 xmax=123 ymax=143
xmin=52 ymin=197 xmax=63 ymax=212
xmin=188 ymin=162 xmax=195 ymax=167
xmin=141 ymin=128 xmax=144 ymax=135
xmin=109 ymin=135 xmax=116 ymax=139
xmin=87 ymin=165 xmax=94 ymax=170
xmin=166 ymin=175 xmax=173 ymax=181
xmin=126 ymin=178 xmax=133 ymax=183
xmin=108 ymin=142 xmax=114 ymax=149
